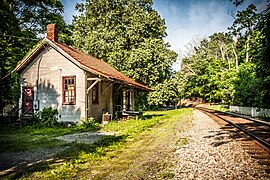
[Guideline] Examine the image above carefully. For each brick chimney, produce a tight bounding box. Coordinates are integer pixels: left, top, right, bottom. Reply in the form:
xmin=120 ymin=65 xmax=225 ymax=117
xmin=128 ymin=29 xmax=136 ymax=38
xmin=46 ymin=24 xmax=58 ymax=42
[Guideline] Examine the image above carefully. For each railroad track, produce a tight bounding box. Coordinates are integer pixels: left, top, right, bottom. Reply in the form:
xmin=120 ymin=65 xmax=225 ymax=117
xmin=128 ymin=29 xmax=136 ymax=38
xmin=197 ymin=107 xmax=270 ymax=173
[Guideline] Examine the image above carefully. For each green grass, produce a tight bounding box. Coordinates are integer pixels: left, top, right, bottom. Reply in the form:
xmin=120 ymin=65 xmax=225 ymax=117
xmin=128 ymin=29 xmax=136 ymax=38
xmin=258 ymin=116 xmax=270 ymax=121
xmin=0 ymin=125 xmax=99 ymax=153
xmin=2 ymin=109 xmax=193 ymax=179
xmin=207 ymin=104 xmax=229 ymax=112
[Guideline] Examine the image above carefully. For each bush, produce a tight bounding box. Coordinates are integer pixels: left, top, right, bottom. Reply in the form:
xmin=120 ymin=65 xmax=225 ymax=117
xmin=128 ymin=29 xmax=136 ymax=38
xmin=78 ymin=117 xmax=98 ymax=129
xmin=31 ymin=107 xmax=59 ymax=127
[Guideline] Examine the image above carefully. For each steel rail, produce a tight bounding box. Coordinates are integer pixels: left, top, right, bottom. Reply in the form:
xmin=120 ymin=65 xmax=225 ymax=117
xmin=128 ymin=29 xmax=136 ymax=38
xmin=197 ymin=107 xmax=270 ymax=150
xmin=198 ymin=107 xmax=270 ymax=127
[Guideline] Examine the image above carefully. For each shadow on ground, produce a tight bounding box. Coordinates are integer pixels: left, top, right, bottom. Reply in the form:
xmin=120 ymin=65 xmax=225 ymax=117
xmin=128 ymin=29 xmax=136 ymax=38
xmin=0 ymin=134 xmax=126 ymax=179
xmin=203 ymin=124 xmax=240 ymax=147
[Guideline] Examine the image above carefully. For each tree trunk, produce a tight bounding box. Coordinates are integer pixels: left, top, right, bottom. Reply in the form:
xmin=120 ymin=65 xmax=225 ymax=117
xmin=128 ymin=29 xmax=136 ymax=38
xmin=231 ymin=43 xmax=238 ymax=72
xmin=219 ymin=44 xmax=225 ymax=61
xmin=245 ymin=35 xmax=250 ymax=63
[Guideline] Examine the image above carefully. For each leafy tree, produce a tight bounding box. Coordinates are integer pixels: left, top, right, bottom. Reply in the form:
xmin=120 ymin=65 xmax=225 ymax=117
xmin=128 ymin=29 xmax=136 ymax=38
xmin=229 ymin=2 xmax=269 ymax=108
xmin=255 ymin=2 xmax=270 ymax=108
xmin=229 ymin=4 xmax=260 ymax=63
xmin=181 ymin=33 xmax=236 ymax=103
xmin=232 ymin=62 xmax=259 ymax=107
xmin=147 ymin=72 xmax=184 ymax=106
xmin=178 ymin=2 xmax=268 ymax=108
xmin=72 ymin=0 xmax=177 ymax=87
xmin=0 ymin=0 xmax=69 ymax=114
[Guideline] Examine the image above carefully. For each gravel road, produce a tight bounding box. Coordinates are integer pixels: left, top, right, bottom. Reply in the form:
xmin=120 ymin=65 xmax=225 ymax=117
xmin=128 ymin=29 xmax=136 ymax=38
xmin=172 ymin=109 xmax=269 ymax=179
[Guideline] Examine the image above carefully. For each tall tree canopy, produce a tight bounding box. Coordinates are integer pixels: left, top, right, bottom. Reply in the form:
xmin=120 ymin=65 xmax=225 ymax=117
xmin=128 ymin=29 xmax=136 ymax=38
xmin=181 ymin=32 xmax=237 ymax=103
xmin=0 ymin=0 xmax=71 ymax=78
xmin=0 ymin=0 xmax=69 ymax=114
xmin=72 ymin=0 xmax=177 ymax=87
xmin=254 ymin=2 xmax=270 ymax=108
xmin=177 ymin=2 xmax=270 ymax=109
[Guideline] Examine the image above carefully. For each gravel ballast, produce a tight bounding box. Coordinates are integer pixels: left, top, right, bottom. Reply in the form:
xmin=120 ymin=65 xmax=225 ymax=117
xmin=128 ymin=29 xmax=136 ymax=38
xmin=172 ymin=109 xmax=269 ymax=179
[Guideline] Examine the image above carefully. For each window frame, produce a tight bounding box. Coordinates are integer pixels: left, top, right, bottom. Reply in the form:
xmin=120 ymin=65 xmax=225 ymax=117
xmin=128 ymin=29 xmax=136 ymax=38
xmin=92 ymin=82 xmax=99 ymax=105
xmin=62 ymin=76 xmax=76 ymax=105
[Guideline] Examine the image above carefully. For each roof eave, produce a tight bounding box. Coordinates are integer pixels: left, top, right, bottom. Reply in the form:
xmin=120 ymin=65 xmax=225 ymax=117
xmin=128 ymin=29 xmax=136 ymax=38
xmin=13 ymin=38 xmax=47 ymax=73
xmin=47 ymin=40 xmax=152 ymax=91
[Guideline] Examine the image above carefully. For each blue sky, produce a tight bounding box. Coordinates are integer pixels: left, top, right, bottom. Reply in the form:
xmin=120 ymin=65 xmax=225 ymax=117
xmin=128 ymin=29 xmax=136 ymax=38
xmin=61 ymin=0 xmax=267 ymax=70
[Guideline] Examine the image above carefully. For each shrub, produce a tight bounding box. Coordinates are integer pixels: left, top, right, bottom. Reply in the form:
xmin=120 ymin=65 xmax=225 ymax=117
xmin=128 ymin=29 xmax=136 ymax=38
xmin=78 ymin=117 xmax=98 ymax=129
xmin=31 ymin=107 xmax=59 ymax=127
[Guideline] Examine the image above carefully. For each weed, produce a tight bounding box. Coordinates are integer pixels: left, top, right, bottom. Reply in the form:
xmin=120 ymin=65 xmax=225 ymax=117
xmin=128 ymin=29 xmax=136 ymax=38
xmin=31 ymin=107 xmax=59 ymax=127
xmin=160 ymin=171 xmax=175 ymax=179
xmin=77 ymin=117 xmax=99 ymax=130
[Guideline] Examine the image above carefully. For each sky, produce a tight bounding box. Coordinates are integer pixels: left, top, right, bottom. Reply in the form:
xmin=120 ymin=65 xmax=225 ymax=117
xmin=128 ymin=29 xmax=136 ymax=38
xmin=61 ymin=0 xmax=268 ymax=70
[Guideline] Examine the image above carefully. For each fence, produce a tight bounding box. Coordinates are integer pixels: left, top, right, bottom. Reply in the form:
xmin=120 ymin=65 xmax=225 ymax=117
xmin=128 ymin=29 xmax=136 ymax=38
xmin=229 ymin=106 xmax=270 ymax=117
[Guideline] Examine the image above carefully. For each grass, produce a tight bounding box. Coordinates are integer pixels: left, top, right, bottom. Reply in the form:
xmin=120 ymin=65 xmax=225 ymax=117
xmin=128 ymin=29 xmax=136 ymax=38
xmin=257 ymin=116 xmax=270 ymax=122
xmin=1 ymin=108 xmax=193 ymax=179
xmin=206 ymin=105 xmax=270 ymax=121
xmin=207 ymin=104 xmax=229 ymax=112
xmin=0 ymin=125 xmax=99 ymax=153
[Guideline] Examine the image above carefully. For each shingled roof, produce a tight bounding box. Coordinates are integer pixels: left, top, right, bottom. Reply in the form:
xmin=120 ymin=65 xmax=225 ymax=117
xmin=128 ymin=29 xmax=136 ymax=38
xmin=52 ymin=41 xmax=151 ymax=91
xmin=13 ymin=24 xmax=151 ymax=91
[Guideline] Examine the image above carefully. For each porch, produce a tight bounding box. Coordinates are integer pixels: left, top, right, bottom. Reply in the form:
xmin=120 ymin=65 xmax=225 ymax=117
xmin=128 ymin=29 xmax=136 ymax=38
xmin=86 ymin=76 xmax=139 ymax=122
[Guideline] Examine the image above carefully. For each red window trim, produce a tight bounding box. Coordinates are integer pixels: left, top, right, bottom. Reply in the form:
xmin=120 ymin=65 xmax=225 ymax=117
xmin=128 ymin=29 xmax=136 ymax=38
xmin=62 ymin=76 xmax=76 ymax=105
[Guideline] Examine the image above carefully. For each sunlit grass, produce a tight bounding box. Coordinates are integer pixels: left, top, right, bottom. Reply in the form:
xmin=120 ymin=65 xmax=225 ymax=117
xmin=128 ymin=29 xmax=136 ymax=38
xmin=3 ymin=109 xmax=193 ymax=179
xmin=0 ymin=125 xmax=99 ymax=153
xmin=207 ymin=104 xmax=229 ymax=112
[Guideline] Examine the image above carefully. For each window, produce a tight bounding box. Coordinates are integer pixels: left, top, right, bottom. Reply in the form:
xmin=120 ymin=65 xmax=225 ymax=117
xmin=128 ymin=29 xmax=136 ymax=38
xmin=92 ymin=83 xmax=99 ymax=104
xmin=62 ymin=76 xmax=76 ymax=105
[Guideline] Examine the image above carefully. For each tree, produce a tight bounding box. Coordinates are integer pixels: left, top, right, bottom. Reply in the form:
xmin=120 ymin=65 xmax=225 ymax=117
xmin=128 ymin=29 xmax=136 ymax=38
xmin=181 ymin=33 xmax=236 ymax=103
xmin=177 ymin=1 xmax=268 ymax=108
xmin=72 ymin=0 xmax=177 ymax=87
xmin=0 ymin=0 xmax=71 ymax=78
xmin=229 ymin=2 xmax=269 ymax=108
xmin=0 ymin=0 xmax=68 ymax=114
xmin=255 ymin=2 xmax=270 ymax=108
xmin=147 ymin=72 xmax=184 ymax=106
xmin=232 ymin=62 xmax=259 ymax=107
xmin=228 ymin=4 xmax=260 ymax=63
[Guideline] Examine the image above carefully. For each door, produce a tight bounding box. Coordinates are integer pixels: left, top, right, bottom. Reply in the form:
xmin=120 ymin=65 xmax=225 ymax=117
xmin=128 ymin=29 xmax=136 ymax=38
xmin=22 ymin=87 xmax=34 ymax=114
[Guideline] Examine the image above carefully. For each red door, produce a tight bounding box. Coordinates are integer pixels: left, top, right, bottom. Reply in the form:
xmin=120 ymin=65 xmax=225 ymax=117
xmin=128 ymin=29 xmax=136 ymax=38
xmin=22 ymin=87 xmax=34 ymax=114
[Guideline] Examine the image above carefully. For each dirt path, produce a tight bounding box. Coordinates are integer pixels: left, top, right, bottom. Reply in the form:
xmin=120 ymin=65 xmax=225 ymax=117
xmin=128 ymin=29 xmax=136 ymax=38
xmin=0 ymin=146 xmax=65 ymax=176
xmin=0 ymin=132 xmax=113 ymax=176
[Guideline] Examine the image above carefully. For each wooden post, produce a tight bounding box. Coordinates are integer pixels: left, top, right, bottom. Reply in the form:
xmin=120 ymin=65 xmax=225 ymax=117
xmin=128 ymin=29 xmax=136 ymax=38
xmin=123 ymin=90 xmax=126 ymax=111
xmin=130 ymin=91 xmax=133 ymax=111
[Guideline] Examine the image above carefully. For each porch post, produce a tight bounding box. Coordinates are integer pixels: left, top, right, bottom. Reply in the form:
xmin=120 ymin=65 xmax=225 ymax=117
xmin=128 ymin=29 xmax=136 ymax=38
xmin=123 ymin=90 xmax=126 ymax=111
xmin=131 ymin=91 xmax=135 ymax=111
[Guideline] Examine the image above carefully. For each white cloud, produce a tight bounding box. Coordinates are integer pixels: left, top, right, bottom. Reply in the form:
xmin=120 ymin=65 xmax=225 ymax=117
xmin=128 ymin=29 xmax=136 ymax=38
xmin=158 ymin=0 xmax=237 ymax=71
xmin=167 ymin=1 xmax=234 ymax=51
xmin=62 ymin=0 xmax=81 ymax=24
